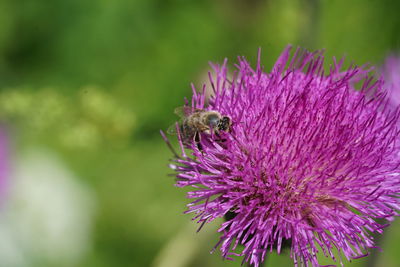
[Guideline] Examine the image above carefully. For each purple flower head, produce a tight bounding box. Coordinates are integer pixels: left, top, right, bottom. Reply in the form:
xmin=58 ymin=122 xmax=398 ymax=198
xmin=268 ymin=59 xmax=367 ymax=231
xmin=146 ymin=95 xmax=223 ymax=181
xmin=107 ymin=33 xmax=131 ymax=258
xmin=382 ymin=55 xmax=400 ymax=109
xmin=162 ymin=46 xmax=400 ymax=267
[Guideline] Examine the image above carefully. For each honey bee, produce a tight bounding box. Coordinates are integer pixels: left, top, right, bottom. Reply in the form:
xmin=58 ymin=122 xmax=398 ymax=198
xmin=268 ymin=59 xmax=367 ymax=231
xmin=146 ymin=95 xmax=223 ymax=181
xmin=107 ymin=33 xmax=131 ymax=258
xmin=168 ymin=106 xmax=231 ymax=147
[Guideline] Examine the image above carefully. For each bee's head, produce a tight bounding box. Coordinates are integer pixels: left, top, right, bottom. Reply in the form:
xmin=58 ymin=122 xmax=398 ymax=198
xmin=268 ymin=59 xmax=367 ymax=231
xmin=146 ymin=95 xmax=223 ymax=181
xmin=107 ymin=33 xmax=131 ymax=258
xmin=218 ymin=116 xmax=231 ymax=131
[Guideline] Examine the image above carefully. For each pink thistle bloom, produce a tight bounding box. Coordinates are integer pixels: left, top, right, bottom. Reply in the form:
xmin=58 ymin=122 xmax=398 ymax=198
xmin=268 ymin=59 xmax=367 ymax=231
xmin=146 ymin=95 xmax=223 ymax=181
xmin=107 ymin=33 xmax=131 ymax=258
xmin=162 ymin=46 xmax=400 ymax=267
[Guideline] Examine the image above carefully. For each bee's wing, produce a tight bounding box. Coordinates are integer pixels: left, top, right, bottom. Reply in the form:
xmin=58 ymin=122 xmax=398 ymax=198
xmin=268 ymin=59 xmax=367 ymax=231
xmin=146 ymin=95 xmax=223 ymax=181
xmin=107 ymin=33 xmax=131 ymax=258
xmin=168 ymin=119 xmax=186 ymax=135
xmin=168 ymin=106 xmax=202 ymax=136
xmin=174 ymin=106 xmax=202 ymax=117
xmin=167 ymin=123 xmax=179 ymax=135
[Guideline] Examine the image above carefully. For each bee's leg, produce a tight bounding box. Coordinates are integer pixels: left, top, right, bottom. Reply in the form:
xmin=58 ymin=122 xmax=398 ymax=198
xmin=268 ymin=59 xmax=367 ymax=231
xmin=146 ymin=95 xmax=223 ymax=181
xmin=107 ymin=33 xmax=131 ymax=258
xmin=214 ymin=131 xmax=228 ymax=144
xmin=194 ymin=132 xmax=203 ymax=151
xmin=214 ymin=130 xmax=223 ymax=141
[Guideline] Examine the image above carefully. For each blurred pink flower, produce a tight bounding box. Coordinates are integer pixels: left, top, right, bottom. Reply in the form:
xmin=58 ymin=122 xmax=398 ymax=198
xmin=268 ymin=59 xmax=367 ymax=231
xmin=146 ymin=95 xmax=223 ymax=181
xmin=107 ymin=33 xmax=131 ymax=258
xmin=382 ymin=55 xmax=400 ymax=109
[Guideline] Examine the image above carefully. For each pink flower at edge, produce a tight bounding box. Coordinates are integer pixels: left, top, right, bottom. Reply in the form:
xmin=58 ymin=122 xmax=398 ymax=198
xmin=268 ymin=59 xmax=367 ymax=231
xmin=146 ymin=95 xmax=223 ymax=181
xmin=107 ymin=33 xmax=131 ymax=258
xmin=382 ymin=55 xmax=400 ymax=109
xmin=163 ymin=46 xmax=400 ymax=267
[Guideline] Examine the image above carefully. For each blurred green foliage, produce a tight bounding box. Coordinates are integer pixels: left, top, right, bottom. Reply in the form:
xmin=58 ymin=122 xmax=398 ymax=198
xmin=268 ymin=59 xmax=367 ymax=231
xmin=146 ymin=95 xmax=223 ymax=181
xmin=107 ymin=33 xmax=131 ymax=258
xmin=0 ymin=0 xmax=399 ymax=267
xmin=0 ymin=86 xmax=135 ymax=150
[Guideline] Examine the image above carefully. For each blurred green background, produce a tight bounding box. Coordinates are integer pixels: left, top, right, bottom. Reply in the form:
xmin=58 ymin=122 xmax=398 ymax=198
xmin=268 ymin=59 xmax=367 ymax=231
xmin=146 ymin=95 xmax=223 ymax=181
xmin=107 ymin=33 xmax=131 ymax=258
xmin=0 ymin=0 xmax=399 ymax=267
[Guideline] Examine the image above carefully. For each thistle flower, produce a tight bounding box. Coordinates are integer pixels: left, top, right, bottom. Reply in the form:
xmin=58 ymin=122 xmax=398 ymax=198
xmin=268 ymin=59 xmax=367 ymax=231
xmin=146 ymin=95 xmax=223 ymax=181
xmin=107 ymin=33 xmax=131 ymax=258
xmin=162 ymin=46 xmax=400 ymax=267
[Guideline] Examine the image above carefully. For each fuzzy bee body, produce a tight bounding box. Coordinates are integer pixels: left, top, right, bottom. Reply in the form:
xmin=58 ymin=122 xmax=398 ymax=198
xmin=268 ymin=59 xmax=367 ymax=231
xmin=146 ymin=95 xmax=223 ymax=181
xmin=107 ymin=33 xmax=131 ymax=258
xmin=168 ymin=106 xmax=231 ymax=146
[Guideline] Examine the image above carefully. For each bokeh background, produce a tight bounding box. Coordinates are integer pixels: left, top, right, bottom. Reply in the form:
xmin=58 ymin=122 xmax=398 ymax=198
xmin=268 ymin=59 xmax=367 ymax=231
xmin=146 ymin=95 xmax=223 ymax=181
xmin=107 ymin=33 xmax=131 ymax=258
xmin=0 ymin=0 xmax=399 ymax=267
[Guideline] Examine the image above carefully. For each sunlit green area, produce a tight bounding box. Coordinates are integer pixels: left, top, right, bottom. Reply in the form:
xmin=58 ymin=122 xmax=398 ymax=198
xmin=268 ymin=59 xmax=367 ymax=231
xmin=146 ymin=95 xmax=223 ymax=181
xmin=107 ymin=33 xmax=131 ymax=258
xmin=0 ymin=1 xmax=399 ymax=266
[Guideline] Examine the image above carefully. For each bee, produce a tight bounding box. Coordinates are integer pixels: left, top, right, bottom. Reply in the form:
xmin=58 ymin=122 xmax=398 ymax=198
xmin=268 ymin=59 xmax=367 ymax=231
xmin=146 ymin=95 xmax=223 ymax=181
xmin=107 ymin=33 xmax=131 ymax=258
xmin=168 ymin=106 xmax=231 ymax=147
